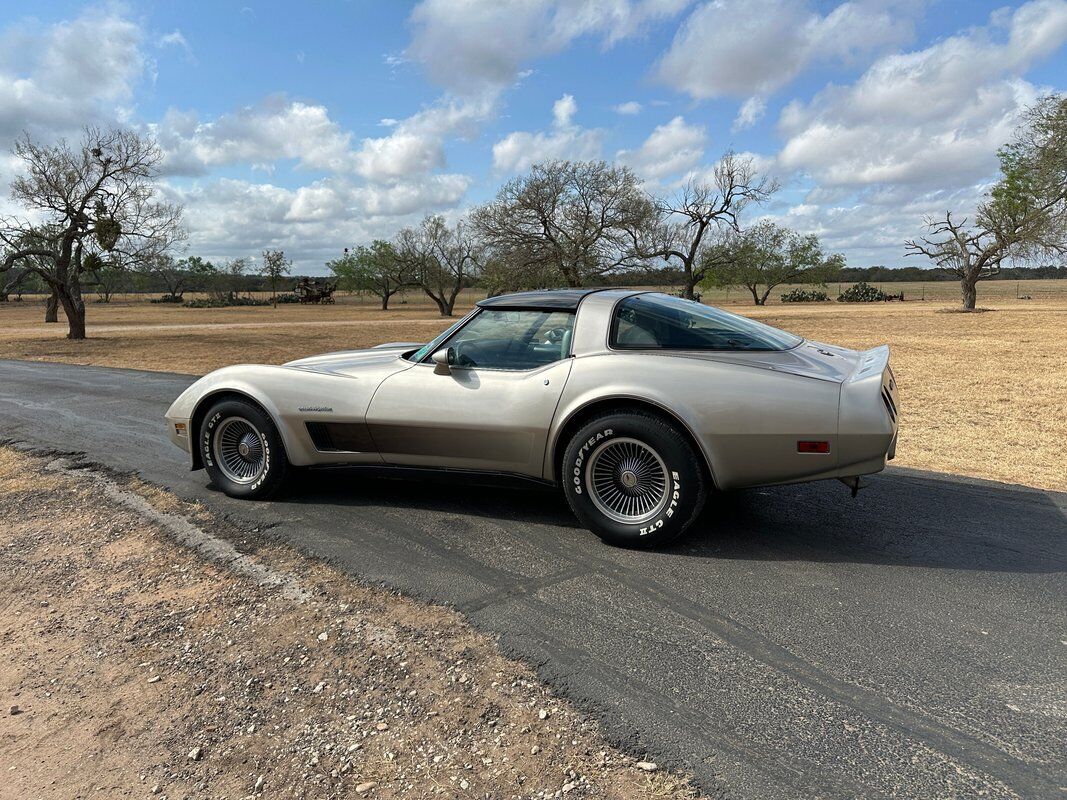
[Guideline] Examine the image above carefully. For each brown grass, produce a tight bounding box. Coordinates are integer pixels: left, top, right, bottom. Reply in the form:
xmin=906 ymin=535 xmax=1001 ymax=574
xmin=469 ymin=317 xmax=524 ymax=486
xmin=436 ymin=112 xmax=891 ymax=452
xmin=1 ymin=288 xmax=1064 ymax=492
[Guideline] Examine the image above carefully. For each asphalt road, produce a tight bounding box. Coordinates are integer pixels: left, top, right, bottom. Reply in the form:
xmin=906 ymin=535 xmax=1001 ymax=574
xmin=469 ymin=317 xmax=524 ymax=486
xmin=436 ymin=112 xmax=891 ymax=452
xmin=1 ymin=358 xmax=1065 ymax=799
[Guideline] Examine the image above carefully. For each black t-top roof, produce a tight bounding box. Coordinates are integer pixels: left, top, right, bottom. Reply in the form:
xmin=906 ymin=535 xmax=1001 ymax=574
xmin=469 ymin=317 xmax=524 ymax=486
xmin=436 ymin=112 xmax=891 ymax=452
xmin=476 ymin=288 xmax=615 ymax=311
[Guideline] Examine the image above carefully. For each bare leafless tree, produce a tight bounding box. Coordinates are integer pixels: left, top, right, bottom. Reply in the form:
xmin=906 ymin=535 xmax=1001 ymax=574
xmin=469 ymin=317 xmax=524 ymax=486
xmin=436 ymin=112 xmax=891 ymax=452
xmin=0 ymin=126 xmax=184 ymax=338
xmin=636 ymin=151 xmax=778 ymax=300
xmin=906 ymin=95 xmax=1066 ymax=309
xmin=396 ymin=215 xmax=482 ymax=316
xmin=473 ymin=160 xmax=656 ymax=288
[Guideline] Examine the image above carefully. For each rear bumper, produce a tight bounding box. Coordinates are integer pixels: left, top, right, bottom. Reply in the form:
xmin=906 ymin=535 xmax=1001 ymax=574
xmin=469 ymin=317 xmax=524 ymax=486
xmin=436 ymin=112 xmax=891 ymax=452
xmin=837 ymin=348 xmax=898 ymax=478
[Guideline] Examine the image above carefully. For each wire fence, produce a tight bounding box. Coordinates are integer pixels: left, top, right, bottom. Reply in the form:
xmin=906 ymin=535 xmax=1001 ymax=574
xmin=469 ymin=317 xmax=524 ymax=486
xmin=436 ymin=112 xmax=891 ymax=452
xmin=6 ymin=280 xmax=1067 ymax=309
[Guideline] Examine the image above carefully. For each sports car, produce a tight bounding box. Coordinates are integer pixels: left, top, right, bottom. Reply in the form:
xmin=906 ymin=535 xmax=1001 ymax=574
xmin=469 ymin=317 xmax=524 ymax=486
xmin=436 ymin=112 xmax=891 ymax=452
xmin=165 ymin=289 xmax=899 ymax=547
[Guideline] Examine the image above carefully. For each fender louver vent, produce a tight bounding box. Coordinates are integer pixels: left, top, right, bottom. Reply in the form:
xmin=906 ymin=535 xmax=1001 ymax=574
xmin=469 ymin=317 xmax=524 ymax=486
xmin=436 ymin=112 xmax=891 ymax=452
xmin=305 ymin=421 xmax=336 ymax=451
xmin=881 ymin=387 xmax=897 ymax=422
xmin=304 ymin=421 xmax=376 ymax=452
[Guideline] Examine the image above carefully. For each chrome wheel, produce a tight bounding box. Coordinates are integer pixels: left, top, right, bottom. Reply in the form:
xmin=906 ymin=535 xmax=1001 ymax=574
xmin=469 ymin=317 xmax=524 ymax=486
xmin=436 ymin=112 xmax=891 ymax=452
xmin=213 ymin=417 xmax=266 ymax=484
xmin=586 ymin=437 xmax=669 ymax=525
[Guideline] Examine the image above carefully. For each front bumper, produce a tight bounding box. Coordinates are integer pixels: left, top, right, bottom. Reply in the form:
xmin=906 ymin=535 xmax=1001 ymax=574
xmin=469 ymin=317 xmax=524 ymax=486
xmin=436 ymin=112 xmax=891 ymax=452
xmin=166 ymin=416 xmax=192 ymax=454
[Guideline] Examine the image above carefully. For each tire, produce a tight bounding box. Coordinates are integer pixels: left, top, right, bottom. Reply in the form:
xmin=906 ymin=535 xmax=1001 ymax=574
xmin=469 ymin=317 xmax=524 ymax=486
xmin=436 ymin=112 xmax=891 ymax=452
xmin=200 ymin=398 xmax=289 ymax=499
xmin=561 ymin=411 xmax=707 ymax=547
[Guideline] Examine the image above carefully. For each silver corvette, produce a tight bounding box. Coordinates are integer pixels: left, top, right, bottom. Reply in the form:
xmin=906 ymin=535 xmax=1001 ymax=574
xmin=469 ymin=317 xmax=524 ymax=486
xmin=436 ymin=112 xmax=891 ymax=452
xmin=165 ymin=289 xmax=899 ymax=547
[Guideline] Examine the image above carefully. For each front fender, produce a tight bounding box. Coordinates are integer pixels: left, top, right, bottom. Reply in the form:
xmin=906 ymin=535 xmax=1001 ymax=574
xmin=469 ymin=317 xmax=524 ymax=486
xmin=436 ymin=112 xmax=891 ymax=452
xmin=165 ymin=366 xmax=305 ymax=469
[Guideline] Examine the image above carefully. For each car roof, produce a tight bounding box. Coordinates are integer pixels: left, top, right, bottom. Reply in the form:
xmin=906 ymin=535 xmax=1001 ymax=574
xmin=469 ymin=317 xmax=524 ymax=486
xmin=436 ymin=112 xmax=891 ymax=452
xmin=476 ymin=288 xmax=618 ymax=311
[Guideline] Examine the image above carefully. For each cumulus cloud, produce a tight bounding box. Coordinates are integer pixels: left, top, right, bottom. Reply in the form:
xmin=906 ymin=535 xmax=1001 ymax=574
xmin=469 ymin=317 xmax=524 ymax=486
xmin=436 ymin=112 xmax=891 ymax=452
xmin=493 ymin=94 xmax=604 ymax=173
xmin=153 ymin=99 xmax=355 ymax=175
xmin=733 ymin=96 xmax=766 ymax=131
xmin=616 ymin=115 xmax=706 ymax=181
xmin=613 ymin=101 xmax=643 ymax=115
xmin=407 ymin=0 xmax=692 ymax=91
xmin=776 ymin=0 xmax=1067 ymax=189
xmin=0 ymin=8 xmax=145 ymax=139
xmin=656 ymin=0 xmax=920 ymax=101
xmin=762 ymin=183 xmax=992 ymax=265
xmin=163 ymin=173 xmax=472 ymax=270
xmin=352 ymin=93 xmax=494 ymax=180
xmin=553 ymin=94 xmax=578 ymax=127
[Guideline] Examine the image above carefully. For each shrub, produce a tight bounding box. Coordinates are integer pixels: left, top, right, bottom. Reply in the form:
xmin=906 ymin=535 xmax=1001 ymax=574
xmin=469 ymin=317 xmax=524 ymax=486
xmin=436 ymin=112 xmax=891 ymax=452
xmin=838 ymin=282 xmax=888 ymax=303
xmin=183 ymin=296 xmax=271 ymax=308
xmin=275 ymin=292 xmax=300 ymax=304
xmin=781 ymin=288 xmax=828 ymax=303
xmin=150 ymin=294 xmax=184 ymax=304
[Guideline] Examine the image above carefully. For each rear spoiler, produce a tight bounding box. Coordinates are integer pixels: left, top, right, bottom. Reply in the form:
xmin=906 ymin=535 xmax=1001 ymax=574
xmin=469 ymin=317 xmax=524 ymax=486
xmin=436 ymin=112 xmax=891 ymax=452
xmin=848 ymin=345 xmax=890 ymax=382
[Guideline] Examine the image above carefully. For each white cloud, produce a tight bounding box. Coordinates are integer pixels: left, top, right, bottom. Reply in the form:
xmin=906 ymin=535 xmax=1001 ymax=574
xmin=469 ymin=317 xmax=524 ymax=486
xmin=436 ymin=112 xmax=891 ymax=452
xmin=153 ymin=99 xmax=355 ymax=176
xmin=656 ymin=0 xmax=919 ymax=101
xmin=616 ymin=115 xmax=706 ymax=181
xmin=613 ymin=101 xmax=643 ymax=115
xmin=163 ymin=173 xmax=472 ymax=271
xmin=776 ymin=0 xmax=1067 ymax=189
xmin=733 ymin=96 xmax=766 ymax=131
xmin=157 ymin=29 xmax=194 ymax=61
xmin=0 ymin=8 xmax=146 ymax=138
xmin=553 ymin=94 xmax=578 ymax=127
xmin=762 ymin=183 xmax=992 ymax=266
xmin=352 ymin=93 xmax=495 ymax=180
xmin=492 ymin=94 xmax=604 ymax=173
xmin=407 ymin=0 xmax=692 ymax=91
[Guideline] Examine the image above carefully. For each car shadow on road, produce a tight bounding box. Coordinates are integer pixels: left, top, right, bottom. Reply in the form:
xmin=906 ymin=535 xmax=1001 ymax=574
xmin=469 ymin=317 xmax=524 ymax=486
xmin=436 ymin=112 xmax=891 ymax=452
xmin=269 ymin=466 xmax=1067 ymax=574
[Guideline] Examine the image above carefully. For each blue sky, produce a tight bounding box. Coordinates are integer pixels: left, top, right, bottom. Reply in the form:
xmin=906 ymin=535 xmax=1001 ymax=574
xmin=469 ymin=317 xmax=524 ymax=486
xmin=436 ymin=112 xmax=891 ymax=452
xmin=2 ymin=1 xmax=1065 ymax=273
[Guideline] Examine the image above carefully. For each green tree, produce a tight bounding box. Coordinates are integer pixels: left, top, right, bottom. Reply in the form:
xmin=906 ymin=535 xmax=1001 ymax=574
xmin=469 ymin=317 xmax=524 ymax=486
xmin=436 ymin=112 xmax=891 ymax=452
xmin=260 ymin=249 xmax=292 ymax=308
xmin=328 ymin=241 xmax=410 ymax=310
xmin=325 ymin=251 xmax=360 ymax=293
xmin=703 ymin=221 xmax=844 ymax=306
xmin=906 ymin=95 xmax=1066 ymax=309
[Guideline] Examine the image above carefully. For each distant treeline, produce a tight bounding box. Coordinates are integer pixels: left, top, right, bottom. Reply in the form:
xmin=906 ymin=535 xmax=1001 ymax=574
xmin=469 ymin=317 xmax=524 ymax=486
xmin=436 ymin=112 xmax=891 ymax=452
xmin=835 ymin=265 xmax=1067 ymax=282
xmin=602 ymin=264 xmax=1067 ymax=286
xmin=7 ymin=263 xmax=1065 ymax=300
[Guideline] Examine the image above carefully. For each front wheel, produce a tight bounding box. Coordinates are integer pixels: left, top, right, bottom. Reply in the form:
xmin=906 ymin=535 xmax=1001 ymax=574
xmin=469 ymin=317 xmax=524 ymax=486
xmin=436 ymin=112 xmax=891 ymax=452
xmin=561 ymin=411 xmax=707 ymax=547
xmin=200 ymin=398 xmax=289 ymax=499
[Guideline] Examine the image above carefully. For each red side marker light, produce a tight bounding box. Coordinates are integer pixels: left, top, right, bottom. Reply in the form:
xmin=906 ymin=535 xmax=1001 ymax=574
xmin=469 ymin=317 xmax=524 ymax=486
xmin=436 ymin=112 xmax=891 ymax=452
xmin=797 ymin=440 xmax=830 ymax=454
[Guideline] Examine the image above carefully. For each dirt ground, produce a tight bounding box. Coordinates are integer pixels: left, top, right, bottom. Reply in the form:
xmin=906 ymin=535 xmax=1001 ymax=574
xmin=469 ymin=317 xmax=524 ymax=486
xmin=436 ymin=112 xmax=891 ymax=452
xmin=0 ymin=289 xmax=1065 ymax=492
xmin=0 ymin=446 xmax=698 ymax=800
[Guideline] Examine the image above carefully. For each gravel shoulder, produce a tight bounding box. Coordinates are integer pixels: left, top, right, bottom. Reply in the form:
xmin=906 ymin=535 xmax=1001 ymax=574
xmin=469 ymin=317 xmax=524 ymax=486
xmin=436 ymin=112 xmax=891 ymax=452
xmin=0 ymin=447 xmax=696 ymax=800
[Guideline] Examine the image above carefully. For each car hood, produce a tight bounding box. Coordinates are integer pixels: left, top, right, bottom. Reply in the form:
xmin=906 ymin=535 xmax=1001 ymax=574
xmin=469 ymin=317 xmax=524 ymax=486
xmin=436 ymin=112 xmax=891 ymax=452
xmin=678 ymin=340 xmax=862 ymax=383
xmin=283 ymin=343 xmax=420 ymax=377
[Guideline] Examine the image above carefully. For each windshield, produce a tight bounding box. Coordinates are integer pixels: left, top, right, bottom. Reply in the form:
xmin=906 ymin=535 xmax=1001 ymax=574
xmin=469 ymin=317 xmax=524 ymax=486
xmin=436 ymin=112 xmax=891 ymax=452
xmin=407 ymin=317 xmax=468 ymax=362
xmin=611 ymin=293 xmax=802 ymax=352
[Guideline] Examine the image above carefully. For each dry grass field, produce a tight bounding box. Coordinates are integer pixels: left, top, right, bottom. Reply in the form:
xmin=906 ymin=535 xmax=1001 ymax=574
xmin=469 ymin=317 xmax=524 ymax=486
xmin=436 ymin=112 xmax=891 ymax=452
xmin=1 ymin=283 xmax=1065 ymax=492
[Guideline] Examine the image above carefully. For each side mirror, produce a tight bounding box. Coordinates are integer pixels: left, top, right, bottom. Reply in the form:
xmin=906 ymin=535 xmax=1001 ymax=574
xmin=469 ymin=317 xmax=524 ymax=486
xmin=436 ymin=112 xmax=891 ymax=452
xmin=431 ymin=347 xmax=453 ymax=375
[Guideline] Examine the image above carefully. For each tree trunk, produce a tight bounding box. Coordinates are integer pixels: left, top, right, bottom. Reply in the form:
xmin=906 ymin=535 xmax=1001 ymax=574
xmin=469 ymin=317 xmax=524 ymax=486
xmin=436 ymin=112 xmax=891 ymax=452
xmin=681 ymin=276 xmax=697 ymax=301
xmin=749 ymin=285 xmax=762 ymax=306
xmin=381 ymin=292 xmax=390 ymax=310
xmin=961 ymin=279 xmax=977 ymax=310
xmin=45 ymin=290 xmax=59 ymax=322
xmin=57 ymin=286 xmax=86 ymax=340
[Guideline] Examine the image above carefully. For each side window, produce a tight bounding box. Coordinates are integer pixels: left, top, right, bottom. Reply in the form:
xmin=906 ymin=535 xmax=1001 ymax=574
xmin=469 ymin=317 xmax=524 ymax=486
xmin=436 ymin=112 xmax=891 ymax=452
xmin=431 ymin=309 xmax=575 ymax=370
xmin=612 ymin=294 xmax=802 ymax=351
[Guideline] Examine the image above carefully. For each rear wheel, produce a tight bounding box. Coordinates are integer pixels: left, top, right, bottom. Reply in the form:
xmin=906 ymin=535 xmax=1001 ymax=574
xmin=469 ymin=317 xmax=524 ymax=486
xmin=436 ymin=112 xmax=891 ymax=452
xmin=562 ymin=411 xmax=707 ymax=547
xmin=200 ymin=398 xmax=288 ymax=499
